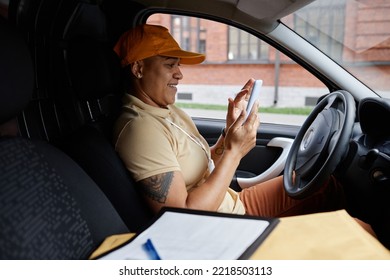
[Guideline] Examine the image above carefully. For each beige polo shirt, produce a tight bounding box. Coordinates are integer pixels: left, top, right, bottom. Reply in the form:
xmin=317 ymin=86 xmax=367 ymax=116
xmin=113 ymin=94 xmax=245 ymax=214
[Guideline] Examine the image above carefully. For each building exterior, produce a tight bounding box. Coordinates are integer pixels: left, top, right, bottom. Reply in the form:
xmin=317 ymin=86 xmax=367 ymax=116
xmin=147 ymin=0 xmax=390 ymax=108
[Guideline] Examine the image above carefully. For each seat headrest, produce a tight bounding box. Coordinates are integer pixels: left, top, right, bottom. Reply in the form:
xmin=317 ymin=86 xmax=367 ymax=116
xmin=67 ymin=38 xmax=121 ymax=101
xmin=0 ymin=17 xmax=33 ymax=124
xmin=65 ymin=3 xmax=121 ymax=101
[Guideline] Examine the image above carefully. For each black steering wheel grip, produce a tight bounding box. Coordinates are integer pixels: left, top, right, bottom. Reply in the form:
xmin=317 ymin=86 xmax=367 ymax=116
xmin=283 ymin=90 xmax=356 ymax=198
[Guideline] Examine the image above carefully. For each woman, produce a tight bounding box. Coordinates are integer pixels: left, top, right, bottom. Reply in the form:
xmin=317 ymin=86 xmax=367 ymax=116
xmin=112 ymin=24 xmax=373 ymax=233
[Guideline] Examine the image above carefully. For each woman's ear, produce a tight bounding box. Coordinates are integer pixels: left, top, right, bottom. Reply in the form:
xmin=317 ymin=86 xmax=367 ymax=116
xmin=131 ymin=61 xmax=143 ymax=79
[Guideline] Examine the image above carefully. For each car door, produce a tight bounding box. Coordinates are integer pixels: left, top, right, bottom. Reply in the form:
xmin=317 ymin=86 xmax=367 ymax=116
xmin=194 ymin=116 xmax=298 ymax=191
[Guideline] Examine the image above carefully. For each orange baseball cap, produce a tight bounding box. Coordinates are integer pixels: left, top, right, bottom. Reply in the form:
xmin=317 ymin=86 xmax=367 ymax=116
xmin=113 ymin=24 xmax=206 ymax=66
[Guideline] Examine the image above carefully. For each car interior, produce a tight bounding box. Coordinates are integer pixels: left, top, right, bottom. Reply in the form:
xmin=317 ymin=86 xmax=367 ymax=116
xmin=0 ymin=14 xmax=130 ymax=259
xmin=1 ymin=0 xmax=390 ymax=259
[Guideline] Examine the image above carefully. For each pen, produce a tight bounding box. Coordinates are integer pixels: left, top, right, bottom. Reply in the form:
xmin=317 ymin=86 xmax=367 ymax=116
xmin=143 ymin=238 xmax=162 ymax=260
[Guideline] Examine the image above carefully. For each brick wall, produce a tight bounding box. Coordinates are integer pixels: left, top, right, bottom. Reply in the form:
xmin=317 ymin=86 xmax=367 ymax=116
xmin=344 ymin=0 xmax=390 ymax=62
xmin=147 ymin=5 xmax=390 ymax=106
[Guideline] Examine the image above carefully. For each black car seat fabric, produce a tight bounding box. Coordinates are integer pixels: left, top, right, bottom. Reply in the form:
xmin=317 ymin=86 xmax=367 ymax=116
xmin=59 ymin=3 xmax=153 ymax=232
xmin=0 ymin=17 xmax=32 ymax=124
xmin=0 ymin=16 xmax=128 ymax=259
xmin=63 ymin=125 xmax=153 ymax=233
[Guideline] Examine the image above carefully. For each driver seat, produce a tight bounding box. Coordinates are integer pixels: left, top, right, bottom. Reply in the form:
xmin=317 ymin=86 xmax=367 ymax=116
xmin=56 ymin=2 xmax=153 ymax=232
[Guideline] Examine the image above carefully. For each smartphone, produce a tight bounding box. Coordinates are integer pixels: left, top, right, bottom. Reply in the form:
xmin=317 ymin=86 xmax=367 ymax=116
xmin=244 ymin=79 xmax=262 ymax=122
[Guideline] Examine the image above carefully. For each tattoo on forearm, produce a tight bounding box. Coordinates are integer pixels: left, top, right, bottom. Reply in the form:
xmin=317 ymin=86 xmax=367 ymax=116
xmin=139 ymin=172 xmax=174 ymax=203
xmin=215 ymin=143 xmax=225 ymax=155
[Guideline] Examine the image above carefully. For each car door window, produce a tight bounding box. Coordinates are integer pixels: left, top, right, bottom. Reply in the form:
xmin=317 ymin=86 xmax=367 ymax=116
xmin=147 ymin=14 xmax=328 ymax=126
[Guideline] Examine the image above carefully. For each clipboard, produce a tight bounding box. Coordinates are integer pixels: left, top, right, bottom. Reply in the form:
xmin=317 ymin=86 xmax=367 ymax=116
xmin=95 ymin=207 xmax=279 ymax=260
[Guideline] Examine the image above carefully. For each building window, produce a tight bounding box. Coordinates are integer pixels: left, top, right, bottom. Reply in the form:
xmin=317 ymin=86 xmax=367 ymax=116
xmin=293 ymin=0 xmax=346 ymax=61
xmin=171 ymin=16 xmax=206 ymax=54
xmin=228 ymin=27 xmax=269 ymax=62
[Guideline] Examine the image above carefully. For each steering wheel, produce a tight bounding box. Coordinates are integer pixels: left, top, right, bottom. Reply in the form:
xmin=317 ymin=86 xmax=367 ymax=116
xmin=283 ymin=90 xmax=356 ymax=198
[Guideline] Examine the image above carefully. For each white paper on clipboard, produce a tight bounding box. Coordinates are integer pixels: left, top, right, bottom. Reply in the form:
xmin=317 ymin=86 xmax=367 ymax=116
xmin=98 ymin=208 xmax=278 ymax=260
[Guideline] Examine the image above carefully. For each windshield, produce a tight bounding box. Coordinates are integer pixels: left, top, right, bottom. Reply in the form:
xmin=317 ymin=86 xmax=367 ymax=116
xmin=282 ymin=0 xmax=390 ymax=99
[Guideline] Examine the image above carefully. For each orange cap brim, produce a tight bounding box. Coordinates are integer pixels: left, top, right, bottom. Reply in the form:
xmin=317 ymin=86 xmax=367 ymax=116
xmin=160 ymin=49 xmax=206 ymax=65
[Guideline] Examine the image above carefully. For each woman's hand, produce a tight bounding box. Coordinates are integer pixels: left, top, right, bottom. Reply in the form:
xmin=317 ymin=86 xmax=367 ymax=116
xmin=224 ymin=99 xmax=260 ymax=160
xmin=211 ymin=78 xmax=258 ymax=164
xmin=225 ymin=78 xmax=255 ymax=131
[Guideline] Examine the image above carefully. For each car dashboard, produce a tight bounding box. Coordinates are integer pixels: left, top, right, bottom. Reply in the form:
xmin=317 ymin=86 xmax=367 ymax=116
xmin=339 ymin=97 xmax=390 ymax=248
